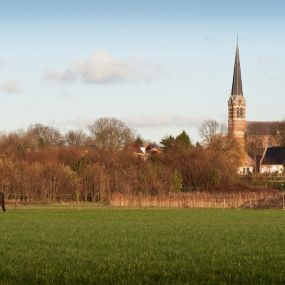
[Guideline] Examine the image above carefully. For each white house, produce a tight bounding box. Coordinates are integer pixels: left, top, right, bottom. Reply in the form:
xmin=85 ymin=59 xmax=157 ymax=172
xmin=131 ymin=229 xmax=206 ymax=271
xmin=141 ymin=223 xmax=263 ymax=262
xmin=260 ymin=147 xmax=285 ymax=174
xmin=238 ymin=153 xmax=255 ymax=175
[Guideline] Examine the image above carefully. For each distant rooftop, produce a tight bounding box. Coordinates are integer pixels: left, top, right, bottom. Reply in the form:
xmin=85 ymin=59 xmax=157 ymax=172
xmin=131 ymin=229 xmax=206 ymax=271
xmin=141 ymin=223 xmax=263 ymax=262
xmin=246 ymin=121 xmax=285 ymax=136
xmin=261 ymin=147 xmax=285 ymax=165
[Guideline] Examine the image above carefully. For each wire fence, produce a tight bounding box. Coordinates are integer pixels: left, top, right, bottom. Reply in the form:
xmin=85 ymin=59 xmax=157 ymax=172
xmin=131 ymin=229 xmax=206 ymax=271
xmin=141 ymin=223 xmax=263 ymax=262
xmin=2 ymin=190 xmax=284 ymax=210
xmin=110 ymin=191 xmax=283 ymax=209
xmin=3 ymin=193 xmax=88 ymax=205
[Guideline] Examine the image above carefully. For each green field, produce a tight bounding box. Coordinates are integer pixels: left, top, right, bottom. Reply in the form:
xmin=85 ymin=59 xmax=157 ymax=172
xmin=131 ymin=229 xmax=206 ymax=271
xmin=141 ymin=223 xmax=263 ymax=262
xmin=0 ymin=206 xmax=285 ymax=285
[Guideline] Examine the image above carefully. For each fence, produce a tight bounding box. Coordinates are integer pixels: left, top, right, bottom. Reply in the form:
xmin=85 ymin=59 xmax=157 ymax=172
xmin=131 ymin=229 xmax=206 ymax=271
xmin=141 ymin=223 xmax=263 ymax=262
xmin=110 ymin=191 xmax=281 ymax=208
xmin=241 ymin=174 xmax=285 ymax=191
xmin=3 ymin=193 xmax=82 ymax=205
xmin=2 ymin=190 xmax=283 ymax=209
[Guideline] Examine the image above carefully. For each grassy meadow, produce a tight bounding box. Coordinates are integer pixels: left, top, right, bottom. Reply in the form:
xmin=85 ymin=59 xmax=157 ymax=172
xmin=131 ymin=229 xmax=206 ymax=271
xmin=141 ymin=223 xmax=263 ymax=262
xmin=0 ymin=206 xmax=285 ymax=285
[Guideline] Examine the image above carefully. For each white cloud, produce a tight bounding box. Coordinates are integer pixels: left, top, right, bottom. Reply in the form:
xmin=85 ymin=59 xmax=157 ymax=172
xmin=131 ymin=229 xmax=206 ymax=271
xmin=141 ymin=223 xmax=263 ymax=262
xmin=125 ymin=114 xmax=204 ymax=129
xmin=50 ymin=118 xmax=92 ymax=132
xmin=43 ymin=69 xmax=76 ymax=83
xmin=0 ymin=81 xmax=21 ymax=94
xmin=44 ymin=51 xmax=165 ymax=84
xmin=51 ymin=114 xmax=204 ymax=132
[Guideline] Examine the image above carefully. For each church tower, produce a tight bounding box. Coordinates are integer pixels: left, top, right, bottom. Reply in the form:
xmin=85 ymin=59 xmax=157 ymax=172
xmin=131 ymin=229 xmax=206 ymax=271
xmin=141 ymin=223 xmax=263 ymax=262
xmin=228 ymin=41 xmax=246 ymax=146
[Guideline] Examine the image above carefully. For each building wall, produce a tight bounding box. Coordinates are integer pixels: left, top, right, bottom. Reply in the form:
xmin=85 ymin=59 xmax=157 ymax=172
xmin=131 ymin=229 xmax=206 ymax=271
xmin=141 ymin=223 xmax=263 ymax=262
xmin=260 ymin=165 xmax=284 ymax=174
xmin=238 ymin=166 xmax=254 ymax=175
xmin=228 ymin=94 xmax=246 ymax=147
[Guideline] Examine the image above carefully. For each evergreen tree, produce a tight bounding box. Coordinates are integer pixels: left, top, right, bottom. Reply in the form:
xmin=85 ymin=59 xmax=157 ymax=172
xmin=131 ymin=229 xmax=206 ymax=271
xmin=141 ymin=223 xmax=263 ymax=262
xmin=176 ymin=130 xmax=193 ymax=148
xmin=160 ymin=135 xmax=175 ymax=150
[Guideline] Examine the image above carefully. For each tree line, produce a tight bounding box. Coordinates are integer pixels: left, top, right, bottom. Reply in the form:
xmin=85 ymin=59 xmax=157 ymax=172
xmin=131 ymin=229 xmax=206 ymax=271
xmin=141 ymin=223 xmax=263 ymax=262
xmin=0 ymin=118 xmax=243 ymax=202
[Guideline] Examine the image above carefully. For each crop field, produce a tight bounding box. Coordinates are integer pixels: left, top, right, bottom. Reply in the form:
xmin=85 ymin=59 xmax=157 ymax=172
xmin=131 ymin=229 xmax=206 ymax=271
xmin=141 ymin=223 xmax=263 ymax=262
xmin=0 ymin=206 xmax=285 ymax=285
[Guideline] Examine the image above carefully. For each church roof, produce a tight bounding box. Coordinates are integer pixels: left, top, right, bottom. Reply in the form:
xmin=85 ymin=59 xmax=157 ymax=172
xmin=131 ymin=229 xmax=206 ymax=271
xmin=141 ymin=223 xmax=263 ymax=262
xmin=261 ymin=147 xmax=285 ymax=165
xmin=231 ymin=43 xmax=243 ymax=96
xmin=246 ymin=121 xmax=285 ymax=136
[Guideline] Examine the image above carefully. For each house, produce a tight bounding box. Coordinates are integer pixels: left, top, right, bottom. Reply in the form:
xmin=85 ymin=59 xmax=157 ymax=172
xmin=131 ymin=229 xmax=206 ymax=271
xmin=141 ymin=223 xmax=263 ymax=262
xmin=144 ymin=143 xmax=161 ymax=155
xmin=238 ymin=153 xmax=256 ymax=175
xmin=259 ymin=147 xmax=285 ymax=174
xmin=128 ymin=142 xmax=161 ymax=160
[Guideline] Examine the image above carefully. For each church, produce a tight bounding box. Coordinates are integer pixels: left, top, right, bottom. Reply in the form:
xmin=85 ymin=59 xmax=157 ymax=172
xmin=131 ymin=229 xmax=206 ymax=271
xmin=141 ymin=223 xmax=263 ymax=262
xmin=227 ymin=42 xmax=285 ymax=174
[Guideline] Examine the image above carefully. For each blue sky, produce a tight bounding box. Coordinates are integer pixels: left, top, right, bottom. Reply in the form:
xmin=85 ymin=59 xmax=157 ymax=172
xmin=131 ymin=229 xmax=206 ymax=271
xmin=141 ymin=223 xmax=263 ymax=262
xmin=0 ymin=0 xmax=285 ymax=142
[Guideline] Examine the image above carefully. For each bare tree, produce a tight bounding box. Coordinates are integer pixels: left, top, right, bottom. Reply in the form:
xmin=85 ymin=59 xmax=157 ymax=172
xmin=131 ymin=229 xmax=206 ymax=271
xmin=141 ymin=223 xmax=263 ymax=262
xmin=272 ymin=121 xmax=285 ymax=146
xmin=199 ymin=120 xmax=227 ymax=145
xmin=26 ymin=124 xmax=64 ymax=147
xmin=65 ymin=130 xmax=87 ymax=147
xmin=246 ymin=134 xmax=263 ymax=162
xmin=88 ymin=118 xmax=135 ymax=151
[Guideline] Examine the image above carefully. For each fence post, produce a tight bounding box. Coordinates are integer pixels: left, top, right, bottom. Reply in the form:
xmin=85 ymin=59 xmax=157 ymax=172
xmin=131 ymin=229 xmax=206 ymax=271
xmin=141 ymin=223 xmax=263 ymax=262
xmin=76 ymin=189 xmax=80 ymax=211
xmin=281 ymin=183 xmax=284 ymax=211
xmin=14 ymin=193 xmax=17 ymax=210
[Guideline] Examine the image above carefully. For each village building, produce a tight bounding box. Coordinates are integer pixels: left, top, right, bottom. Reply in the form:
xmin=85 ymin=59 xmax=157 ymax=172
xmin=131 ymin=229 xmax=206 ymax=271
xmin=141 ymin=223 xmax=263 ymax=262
xmin=228 ymin=42 xmax=285 ymax=174
xmin=128 ymin=142 xmax=161 ymax=160
xmin=259 ymin=147 xmax=285 ymax=174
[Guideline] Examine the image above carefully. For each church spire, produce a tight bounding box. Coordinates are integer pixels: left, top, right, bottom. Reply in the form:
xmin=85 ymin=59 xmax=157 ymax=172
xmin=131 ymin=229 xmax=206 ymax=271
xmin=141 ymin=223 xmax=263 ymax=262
xmin=228 ymin=38 xmax=246 ymax=147
xmin=231 ymin=39 xmax=243 ymax=96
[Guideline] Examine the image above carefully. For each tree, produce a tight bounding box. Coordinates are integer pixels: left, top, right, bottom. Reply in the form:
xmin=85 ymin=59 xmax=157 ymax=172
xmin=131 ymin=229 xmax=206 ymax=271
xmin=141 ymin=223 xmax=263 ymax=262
xmin=65 ymin=130 xmax=87 ymax=147
xmin=0 ymin=132 xmax=24 ymax=159
xmin=88 ymin=117 xmax=135 ymax=151
xmin=160 ymin=131 xmax=193 ymax=151
xmin=199 ymin=120 xmax=226 ymax=145
xmin=246 ymin=134 xmax=263 ymax=161
xmin=272 ymin=121 xmax=285 ymax=146
xmin=26 ymin=124 xmax=64 ymax=147
xmin=135 ymin=135 xmax=144 ymax=147
xmin=171 ymin=170 xmax=183 ymax=192
xmin=160 ymin=135 xmax=175 ymax=150
xmin=176 ymin=130 xmax=193 ymax=148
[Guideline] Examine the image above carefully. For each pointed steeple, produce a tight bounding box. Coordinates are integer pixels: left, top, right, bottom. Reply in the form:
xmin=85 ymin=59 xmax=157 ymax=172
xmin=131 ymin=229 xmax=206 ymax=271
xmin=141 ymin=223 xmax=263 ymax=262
xmin=231 ymin=39 xmax=243 ymax=96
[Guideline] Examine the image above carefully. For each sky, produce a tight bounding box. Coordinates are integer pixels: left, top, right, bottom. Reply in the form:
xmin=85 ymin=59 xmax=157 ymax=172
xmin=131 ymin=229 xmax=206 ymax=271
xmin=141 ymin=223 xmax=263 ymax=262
xmin=0 ymin=0 xmax=285 ymax=143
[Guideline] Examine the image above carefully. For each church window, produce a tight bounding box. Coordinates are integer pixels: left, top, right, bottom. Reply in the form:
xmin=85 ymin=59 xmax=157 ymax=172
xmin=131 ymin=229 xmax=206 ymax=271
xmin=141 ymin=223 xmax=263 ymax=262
xmin=237 ymin=108 xmax=244 ymax=118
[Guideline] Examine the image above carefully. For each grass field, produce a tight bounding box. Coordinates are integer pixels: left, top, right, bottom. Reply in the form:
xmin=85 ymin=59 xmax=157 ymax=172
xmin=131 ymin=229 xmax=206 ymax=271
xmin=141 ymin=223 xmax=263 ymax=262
xmin=0 ymin=206 xmax=285 ymax=285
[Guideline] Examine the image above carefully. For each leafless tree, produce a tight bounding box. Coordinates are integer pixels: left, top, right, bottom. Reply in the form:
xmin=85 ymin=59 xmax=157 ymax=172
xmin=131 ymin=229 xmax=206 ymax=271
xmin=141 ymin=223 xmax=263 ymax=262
xmin=26 ymin=124 xmax=64 ymax=147
xmin=272 ymin=121 xmax=285 ymax=146
xmin=199 ymin=120 xmax=227 ymax=145
xmin=64 ymin=130 xmax=87 ymax=146
xmin=246 ymin=135 xmax=263 ymax=162
xmin=88 ymin=118 xmax=135 ymax=151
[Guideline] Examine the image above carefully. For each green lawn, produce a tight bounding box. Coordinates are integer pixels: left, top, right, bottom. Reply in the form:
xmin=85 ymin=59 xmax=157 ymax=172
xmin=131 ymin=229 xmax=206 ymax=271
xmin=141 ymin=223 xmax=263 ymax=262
xmin=0 ymin=206 xmax=285 ymax=285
